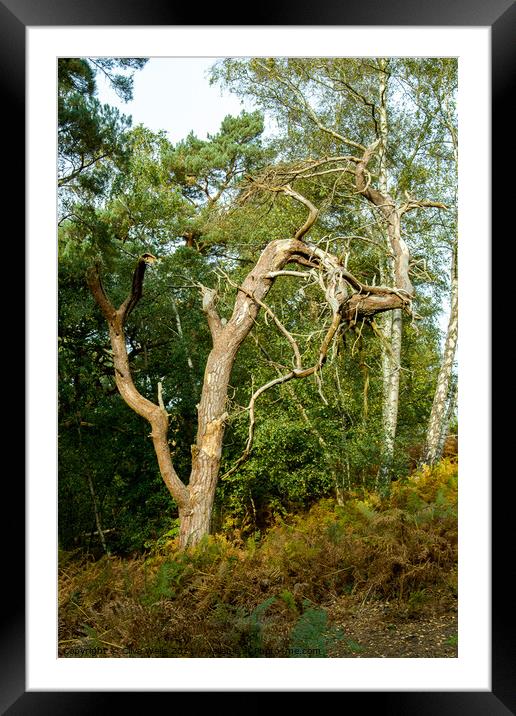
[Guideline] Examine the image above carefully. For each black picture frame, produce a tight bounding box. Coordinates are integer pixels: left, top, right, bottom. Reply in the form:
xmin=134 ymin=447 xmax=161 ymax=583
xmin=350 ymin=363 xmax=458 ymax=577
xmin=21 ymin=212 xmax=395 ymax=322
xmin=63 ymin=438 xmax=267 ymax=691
xmin=7 ymin=0 xmax=510 ymax=711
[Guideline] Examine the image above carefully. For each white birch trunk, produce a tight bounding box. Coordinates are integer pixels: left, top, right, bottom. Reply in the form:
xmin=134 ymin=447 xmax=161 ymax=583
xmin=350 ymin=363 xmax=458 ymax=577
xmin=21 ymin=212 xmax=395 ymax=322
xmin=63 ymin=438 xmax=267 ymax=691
xmin=377 ymin=58 xmax=402 ymax=487
xmin=378 ymin=309 xmax=402 ymax=485
xmin=424 ymin=245 xmax=458 ymax=464
xmin=436 ymin=379 xmax=458 ymax=459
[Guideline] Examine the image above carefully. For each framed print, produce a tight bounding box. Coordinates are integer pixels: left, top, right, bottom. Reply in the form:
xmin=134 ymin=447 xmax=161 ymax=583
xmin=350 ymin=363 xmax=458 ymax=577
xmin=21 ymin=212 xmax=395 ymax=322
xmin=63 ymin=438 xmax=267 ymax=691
xmin=5 ymin=0 xmax=511 ymax=711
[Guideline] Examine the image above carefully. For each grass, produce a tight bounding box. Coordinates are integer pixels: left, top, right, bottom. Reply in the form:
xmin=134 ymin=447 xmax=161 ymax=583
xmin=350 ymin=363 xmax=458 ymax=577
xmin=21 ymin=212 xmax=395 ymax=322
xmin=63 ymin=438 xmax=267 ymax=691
xmin=59 ymin=459 xmax=458 ymax=658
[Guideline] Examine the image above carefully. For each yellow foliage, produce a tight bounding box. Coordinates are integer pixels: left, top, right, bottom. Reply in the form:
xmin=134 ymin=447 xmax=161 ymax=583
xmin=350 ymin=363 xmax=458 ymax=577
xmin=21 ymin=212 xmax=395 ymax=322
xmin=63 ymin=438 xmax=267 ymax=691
xmin=391 ymin=458 xmax=458 ymax=508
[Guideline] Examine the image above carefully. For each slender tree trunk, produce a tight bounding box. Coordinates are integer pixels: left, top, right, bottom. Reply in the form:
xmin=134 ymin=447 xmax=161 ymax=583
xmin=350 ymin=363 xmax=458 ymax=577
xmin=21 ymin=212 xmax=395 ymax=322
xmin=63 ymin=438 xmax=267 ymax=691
xmin=86 ymin=473 xmax=109 ymax=555
xmin=378 ymin=308 xmax=402 ymax=487
xmin=376 ymin=58 xmax=402 ymax=488
xmin=424 ymin=244 xmax=458 ymax=464
xmin=436 ymin=379 xmax=458 ymax=460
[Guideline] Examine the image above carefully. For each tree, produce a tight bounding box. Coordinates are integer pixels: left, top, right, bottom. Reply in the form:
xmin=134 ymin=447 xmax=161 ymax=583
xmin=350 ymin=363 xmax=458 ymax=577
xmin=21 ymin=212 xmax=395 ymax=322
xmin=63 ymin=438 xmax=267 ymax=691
xmin=212 ymin=56 xmax=454 ymax=487
xmin=85 ymin=142 xmax=422 ymax=546
xmin=58 ymin=58 xmax=146 ymax=190
xmin=58 ymin=67 xmax=287 ymax=547
xmin=421 ymin=64 xmax=458 ymax=465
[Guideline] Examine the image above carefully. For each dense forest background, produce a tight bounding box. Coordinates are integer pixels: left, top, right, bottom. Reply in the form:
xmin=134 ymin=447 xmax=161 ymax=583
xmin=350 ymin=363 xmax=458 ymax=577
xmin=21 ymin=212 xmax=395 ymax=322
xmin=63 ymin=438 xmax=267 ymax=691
xmin=58 ymin=57 xmax=458 ymax=657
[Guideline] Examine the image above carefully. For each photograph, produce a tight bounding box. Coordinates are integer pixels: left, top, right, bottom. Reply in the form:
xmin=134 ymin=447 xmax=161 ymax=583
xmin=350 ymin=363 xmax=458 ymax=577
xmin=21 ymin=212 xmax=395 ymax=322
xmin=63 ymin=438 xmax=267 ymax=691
xmin=57 ymin=55 xmax=459 ymax=660
xmin=8 ymin=5 xmax=505 ymax=707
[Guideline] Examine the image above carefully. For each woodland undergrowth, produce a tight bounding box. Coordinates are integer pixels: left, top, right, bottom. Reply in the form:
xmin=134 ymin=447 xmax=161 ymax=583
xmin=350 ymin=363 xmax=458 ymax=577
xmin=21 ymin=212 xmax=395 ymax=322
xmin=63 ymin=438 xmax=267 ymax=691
xmin=59 ymin=459 xmax=457 ymax=658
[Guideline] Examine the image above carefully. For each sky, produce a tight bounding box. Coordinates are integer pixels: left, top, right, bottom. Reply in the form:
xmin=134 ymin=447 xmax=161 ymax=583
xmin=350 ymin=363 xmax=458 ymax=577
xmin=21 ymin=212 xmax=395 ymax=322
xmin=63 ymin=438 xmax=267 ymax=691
xmin=96 ymin=58 xmax=254 ymax=143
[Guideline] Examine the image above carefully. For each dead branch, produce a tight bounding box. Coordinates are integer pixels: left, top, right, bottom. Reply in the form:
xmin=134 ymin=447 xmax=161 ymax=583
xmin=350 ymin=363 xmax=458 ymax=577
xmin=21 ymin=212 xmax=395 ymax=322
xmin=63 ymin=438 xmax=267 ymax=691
xmin=118 ymin=253 xmax=158 ymax=323
xmin=400 ymin=194 xmax=448 ymax=215
xmin=244 ymin=179 xmax=319 ymax=242
xmin=241 ymin=289 xmax=302 ymax=369
xmin=157 ymin=381 xmax=166 ymax=412
xmin=86 ymin=257 xmax=189 ymax=508
xmin=221 ymin=309 xmax=343 ymax=481
xmin=282 ymin=184 xmax=319 ymax=240
xmin=265 ymin=269 xmax=315 ymax=280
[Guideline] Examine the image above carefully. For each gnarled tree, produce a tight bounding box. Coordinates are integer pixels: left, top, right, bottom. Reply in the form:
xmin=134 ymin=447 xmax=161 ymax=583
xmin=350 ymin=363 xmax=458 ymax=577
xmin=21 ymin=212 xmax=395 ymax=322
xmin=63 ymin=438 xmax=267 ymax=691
xmin=212 ymin=56 xmax=453 ymax=487
xmin=87 ymin=142 xmax=418 ymax=548
xmin=61 ymin=57 xmax=457 ymax=551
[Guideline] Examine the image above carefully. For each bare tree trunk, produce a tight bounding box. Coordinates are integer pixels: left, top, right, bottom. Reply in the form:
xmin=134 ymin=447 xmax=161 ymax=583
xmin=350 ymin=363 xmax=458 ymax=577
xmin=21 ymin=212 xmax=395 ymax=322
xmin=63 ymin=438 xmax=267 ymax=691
xmin=179 ymin=342 xmax=236 ymax=546
xmin=378 ymin=308 xmax=402 ymax=487
xmin=436 ymin=379 xmax=458 ymax=460
xmin=86 ymin=473 xmax=109 ymax=555
xmin=376 ymin=58 xmax=402 ymax=487
xmin=424 ymin=244 xmax=458 ymax=464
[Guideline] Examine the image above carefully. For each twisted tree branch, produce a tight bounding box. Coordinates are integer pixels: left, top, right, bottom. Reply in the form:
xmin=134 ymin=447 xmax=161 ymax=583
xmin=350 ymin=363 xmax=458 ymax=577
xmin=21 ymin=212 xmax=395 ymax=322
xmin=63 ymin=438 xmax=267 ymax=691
xmin=86 ymin=256 xmax=188 ymax=508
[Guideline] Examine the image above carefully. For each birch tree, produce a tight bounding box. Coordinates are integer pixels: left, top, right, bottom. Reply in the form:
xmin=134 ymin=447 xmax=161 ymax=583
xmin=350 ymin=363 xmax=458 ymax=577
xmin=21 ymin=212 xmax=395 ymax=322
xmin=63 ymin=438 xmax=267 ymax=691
xmin=213 ymin=57 xmax=452 ymax=487
xmin=423 ymin=68 xmax=458 ymax=464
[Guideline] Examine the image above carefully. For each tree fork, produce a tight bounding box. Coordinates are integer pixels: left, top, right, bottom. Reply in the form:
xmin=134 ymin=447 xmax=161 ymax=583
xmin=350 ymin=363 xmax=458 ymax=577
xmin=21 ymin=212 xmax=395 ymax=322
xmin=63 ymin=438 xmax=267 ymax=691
xmin=86 ymin=258 xmax=189 ymax=512
xmin=87 ymin=232 xmax=413 ymax=547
